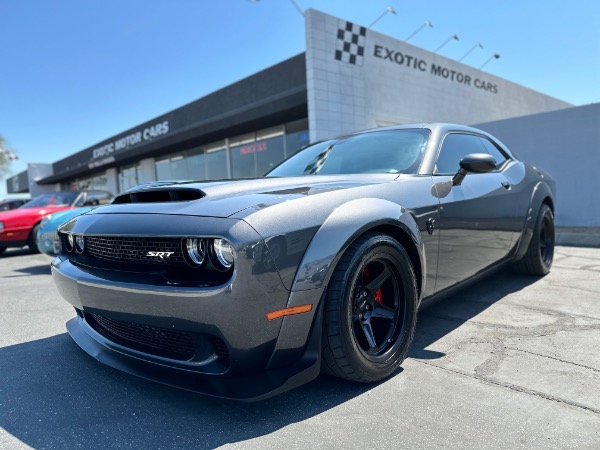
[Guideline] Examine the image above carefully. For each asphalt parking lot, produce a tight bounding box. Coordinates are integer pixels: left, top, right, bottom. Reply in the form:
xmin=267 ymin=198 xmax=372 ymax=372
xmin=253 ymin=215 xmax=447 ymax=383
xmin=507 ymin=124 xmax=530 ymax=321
xmin=1 ymin=246 xmax=599 ymax=449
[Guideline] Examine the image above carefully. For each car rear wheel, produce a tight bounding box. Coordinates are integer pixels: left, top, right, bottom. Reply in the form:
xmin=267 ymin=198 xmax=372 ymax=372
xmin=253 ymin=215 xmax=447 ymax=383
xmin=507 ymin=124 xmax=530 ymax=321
xmin=514 ymin=203 xmax=555 ymax=275
xmin=28 ymin=224 xmax=41 ymax=253
xmin=321 ymin=232 xmax=418 ymax=382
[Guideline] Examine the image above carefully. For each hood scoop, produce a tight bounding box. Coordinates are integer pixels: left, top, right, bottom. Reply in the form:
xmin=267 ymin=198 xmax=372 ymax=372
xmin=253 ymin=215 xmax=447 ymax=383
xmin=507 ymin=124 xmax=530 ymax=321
xmin=113 ymin=188 xmax=204 ymax=204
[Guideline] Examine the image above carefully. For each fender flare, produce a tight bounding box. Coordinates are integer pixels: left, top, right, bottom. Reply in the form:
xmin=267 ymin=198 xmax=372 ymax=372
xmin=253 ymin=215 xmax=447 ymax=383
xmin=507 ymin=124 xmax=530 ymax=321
xmin=513 ymin=181 xmax=554 ymax=261
xmin=267 ymin=197 xmax=425 ymax=370
xmin=291 ymin=197 xmax=425 ymax=293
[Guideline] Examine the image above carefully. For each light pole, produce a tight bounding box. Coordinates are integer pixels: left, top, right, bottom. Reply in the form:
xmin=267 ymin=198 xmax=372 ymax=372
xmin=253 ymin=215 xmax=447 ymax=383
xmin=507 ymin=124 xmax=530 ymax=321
xmin=459 ymin=42 xmax=483 ymax=62
xmin=288 ymin=0 xmax=304 ymax=17
xmin=405 ymin=21 xmax=433 ymax=42
xmin=480 ymin=53 xmax=501 ymax=70
xmin=433 ymin=34 xmax=459 ymax=53
xmin=368 ymin=6 xmax=396 ymax=29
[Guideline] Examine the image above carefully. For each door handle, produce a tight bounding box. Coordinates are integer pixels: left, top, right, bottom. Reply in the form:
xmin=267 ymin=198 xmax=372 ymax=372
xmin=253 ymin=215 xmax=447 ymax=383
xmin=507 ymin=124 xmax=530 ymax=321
xmin=501 ymin=181 xmax=511 ymax=189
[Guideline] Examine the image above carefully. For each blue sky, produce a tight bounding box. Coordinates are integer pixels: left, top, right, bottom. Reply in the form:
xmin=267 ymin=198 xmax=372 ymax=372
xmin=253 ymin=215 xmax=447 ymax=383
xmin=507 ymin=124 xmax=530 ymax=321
xmin=1 ymin=0 xmax=599 ymax=196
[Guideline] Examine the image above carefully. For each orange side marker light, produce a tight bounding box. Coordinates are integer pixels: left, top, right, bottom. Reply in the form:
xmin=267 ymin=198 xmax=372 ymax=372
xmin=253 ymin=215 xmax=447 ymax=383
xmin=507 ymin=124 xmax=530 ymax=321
xmin=266 ymin=304 xmax=313 ymax=321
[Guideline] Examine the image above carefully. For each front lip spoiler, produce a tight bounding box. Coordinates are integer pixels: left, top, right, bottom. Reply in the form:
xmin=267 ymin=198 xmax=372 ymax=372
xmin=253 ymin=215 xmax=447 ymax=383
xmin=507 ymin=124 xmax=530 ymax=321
xmin=66 ymin=308 xmax=322 ymax=401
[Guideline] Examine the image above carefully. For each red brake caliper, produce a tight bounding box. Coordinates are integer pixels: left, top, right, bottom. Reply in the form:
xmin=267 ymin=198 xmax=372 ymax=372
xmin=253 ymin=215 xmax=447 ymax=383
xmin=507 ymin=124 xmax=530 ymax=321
xmin=363 ymin=268 xmax=383 ymax=328
xmin=374 ymin=288 xmax=383 ymax=304
xmin=363 ymin=268 xmax=383 ymax=304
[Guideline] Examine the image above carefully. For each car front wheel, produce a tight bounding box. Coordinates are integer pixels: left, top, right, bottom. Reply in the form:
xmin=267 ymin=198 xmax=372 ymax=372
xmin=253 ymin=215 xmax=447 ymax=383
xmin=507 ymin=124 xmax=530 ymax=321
xmin=321 ymin=232 xmax=418 ymax=382
xmin=28 ymin=224 xmax=41 ymax=253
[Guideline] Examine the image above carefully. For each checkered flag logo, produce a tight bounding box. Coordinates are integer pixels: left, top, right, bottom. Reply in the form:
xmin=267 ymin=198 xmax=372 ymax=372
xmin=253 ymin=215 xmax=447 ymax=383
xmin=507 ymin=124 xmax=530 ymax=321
xmin=334 ymin=20 xmax=367 ymax=66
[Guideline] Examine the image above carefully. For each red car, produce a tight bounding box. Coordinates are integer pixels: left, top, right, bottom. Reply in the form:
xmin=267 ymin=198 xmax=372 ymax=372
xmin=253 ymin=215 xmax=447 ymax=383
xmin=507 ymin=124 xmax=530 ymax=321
xmin=0 ymin=198 xmax=29 ymax=211
xmin=0 ymin=190 xmax=112 ymax=254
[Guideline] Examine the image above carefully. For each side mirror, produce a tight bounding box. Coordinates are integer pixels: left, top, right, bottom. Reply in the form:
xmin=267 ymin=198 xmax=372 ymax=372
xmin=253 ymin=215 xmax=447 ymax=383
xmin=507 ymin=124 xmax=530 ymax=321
xmin=452 ymin=153 xmax=497 ymax=186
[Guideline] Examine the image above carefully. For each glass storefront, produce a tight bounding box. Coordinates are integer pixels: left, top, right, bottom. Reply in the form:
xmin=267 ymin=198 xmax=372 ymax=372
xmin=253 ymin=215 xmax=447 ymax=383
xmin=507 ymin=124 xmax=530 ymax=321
xmin=64 ymin=172 xmax=110 ymax=192
xmin=230 ymin=133 xmax=257 ymax=179
xmin=154 ymin=119 xmax=308 ymax=182
xmin=205 ymin=142 xmax=228 ymax=180
xmin=118 ymin=164 xmax=139 ymax=192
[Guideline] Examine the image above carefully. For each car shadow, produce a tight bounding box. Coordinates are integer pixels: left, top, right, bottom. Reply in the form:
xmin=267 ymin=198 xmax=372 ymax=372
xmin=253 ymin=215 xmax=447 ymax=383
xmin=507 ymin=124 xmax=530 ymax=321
xmin=6 ymin=264 xmax=52 ymax=276
xmin=0 ymin=269 xmax=541 ymax=449
xmin=0 ymin=333 xmax=380 ymax=449
xmin=409 ymin=269 xmax=541 ymax=360
xmin=0 ymin=248 xmax=34 ymax=258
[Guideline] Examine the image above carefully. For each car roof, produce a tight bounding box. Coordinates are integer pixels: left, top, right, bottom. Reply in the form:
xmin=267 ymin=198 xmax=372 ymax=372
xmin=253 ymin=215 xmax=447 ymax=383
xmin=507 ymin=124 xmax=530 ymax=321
xmin=353 ymin=122 xmax=494 ymax=136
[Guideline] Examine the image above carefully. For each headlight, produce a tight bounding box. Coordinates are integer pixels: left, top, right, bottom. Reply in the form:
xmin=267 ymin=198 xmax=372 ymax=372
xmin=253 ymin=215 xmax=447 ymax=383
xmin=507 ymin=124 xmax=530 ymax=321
xmin=211 ymin=239 xmax=234 ymax=271
xmin=41 ymin=215 xmax=52 ymax=226
xmin=184 ymin=238 xmax=206 ymax=267
xmin=53 ymin=236 xmax=62 ymax=254
xmin=65 ymin=233 xmax=74 ymax=252
xmin=75 ymin=235 xmax=85 ymax=253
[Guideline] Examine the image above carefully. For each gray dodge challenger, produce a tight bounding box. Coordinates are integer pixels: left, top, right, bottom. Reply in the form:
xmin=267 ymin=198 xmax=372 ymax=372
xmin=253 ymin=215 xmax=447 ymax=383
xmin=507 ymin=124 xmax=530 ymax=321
xmin=51 ymin=123 xmax=555 ymax=400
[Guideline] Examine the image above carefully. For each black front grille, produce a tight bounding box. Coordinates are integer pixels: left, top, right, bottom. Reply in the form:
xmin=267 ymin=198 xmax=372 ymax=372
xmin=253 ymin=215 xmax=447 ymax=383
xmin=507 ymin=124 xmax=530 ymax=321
xmin=213 ymin=337 xmax=230 ymax=360
xmin=86 ymin=313 xmax=196 ymax=361
xmin=85 ymin=236 xmax=186 ymax=265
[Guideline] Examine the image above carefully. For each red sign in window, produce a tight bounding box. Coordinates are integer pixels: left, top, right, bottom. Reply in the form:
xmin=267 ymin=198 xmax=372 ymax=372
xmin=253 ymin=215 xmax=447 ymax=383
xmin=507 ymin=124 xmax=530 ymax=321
xmin=240 ymin=141 xmax=268 ymax=155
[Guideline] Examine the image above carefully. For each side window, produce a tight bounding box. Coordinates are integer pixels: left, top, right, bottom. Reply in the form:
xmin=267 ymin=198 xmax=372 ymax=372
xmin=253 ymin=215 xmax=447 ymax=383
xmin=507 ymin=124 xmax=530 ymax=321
xmin=479 ymin=137 xmax=508 ymax=168
xmin=435 ymin=133 xmax=487 ymax=175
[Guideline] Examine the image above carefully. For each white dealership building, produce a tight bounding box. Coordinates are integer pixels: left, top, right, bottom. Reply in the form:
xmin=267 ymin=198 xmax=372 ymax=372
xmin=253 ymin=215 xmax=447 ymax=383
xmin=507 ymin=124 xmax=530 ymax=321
xmin=7 ymin=9 xmax=599 ymax=243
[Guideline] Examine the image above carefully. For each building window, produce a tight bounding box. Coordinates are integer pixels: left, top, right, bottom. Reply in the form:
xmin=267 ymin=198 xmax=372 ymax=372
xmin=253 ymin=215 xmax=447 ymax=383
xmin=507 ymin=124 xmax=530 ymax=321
xmin=229 ymin=127 xmax=286 ymax=178
xmin=67 ymin=172 xmax=110 ymax=193
xmin=187 ymin=146 xmax=206 ymax=181
xmin=169 ymin=153 xmax=188 ymax=180
xmin=285 ymin=119 xmax=310 ymax=158
xmin=155 ymin=153 xmax=188 ymax=181
xmin=205 ymin=141 xmax=228 ymax=180
xmin=151 ymin=122 xmax=308 ymax=183
xmin=119 ymin=164 xmax=139 ymax=192
xmin=155 ymin=157 xmax=171 ymax=180
xmin=230 ymin=133 xmax=257 ymax=179
xmin=256 ymin=127 xmax=285 ymax=176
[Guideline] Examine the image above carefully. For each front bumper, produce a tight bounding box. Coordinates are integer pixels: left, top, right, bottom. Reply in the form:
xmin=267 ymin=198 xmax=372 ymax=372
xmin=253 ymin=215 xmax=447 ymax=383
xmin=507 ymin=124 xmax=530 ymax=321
xmin=51 ymin=213 xmax=323 ymax=400
xmin=65 ymin=312 xmax=321 ymax=401
xmin=0 ymin=227 xmax=28 ymax=248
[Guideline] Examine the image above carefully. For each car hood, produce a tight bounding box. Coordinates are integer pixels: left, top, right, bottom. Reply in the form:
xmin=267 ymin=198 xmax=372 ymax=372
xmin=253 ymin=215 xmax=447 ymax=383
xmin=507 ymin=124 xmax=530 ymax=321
xmin=89 ymin=175 xmax=399 ymax=218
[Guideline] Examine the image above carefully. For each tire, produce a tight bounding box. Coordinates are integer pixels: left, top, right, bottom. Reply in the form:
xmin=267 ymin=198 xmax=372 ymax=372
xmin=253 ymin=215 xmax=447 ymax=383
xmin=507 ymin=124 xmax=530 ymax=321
xmin=28 ymin=224 xmax=41 ymax=253
xmin=514 ymin=204 xmax=555 ymax=275
xmin=321 ymin=232 xmax=418 ymax=383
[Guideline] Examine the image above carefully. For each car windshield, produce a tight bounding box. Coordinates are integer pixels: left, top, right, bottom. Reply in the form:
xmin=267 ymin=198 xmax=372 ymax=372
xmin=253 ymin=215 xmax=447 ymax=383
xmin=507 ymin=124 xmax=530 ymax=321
xmin=266 ymin=129 xmax=429 ymax=177
xmin=20 ymin=192 xmax=79 ymax=208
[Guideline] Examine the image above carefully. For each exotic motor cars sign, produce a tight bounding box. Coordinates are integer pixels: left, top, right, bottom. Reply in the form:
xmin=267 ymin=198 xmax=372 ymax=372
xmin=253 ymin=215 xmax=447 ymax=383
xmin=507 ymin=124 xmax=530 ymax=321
xmin=92 ymin=120 xmax=170 ymax=160
xmin=373 ymin=45 xmax=498 ymax=94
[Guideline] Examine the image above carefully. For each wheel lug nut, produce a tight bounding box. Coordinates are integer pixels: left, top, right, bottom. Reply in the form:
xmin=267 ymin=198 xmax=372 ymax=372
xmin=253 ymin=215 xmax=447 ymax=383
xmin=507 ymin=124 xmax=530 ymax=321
xmin=362 ymin=292 xmax=367 ymax=297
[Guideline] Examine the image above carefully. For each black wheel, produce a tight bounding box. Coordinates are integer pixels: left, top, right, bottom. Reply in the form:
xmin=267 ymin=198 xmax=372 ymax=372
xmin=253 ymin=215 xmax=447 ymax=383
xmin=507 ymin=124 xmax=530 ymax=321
xmin=321 ymin=232 xmax=418 ymax=382
xmin=0 ymin=247 xmax=6 ymax=255
xmin=28 ymin=224 xmax=41 ymax=253
xmin=514 ymin=204 xmax=555 ymax=275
